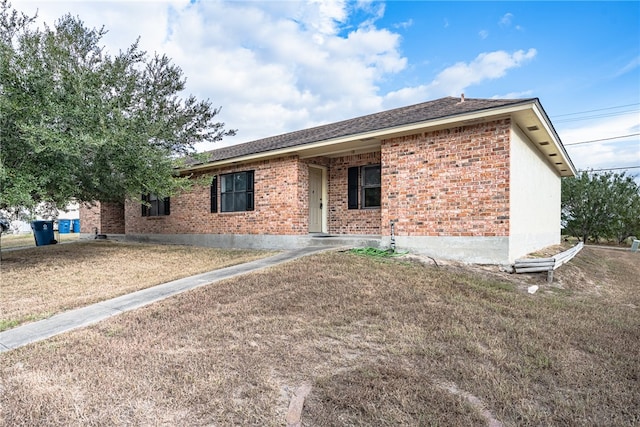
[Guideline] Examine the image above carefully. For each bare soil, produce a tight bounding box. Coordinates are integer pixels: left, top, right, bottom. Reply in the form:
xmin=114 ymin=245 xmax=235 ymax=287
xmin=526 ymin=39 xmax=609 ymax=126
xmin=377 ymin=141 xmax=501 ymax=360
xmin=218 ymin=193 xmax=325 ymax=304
xmin=0 ymin=244 xmax=638 ymax=426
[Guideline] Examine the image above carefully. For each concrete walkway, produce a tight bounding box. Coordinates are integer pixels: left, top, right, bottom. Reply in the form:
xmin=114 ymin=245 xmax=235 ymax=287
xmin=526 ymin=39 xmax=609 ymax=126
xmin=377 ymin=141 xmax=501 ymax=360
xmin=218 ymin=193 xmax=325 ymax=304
xmin=0 ymin=246 xmax=331 ymax=353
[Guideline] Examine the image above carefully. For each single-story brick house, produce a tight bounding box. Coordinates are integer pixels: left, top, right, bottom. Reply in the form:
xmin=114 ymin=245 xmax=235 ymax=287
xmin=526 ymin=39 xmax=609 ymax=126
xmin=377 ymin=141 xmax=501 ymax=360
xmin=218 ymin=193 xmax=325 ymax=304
xmin=80 ymin=96 xmax=576 ymax=264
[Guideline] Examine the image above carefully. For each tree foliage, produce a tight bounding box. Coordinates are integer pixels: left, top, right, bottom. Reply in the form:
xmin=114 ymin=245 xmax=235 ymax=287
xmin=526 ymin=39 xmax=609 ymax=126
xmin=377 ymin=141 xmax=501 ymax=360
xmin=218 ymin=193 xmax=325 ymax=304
xmin=562 ymin=170 xmax=640 ymax=243
xmin=0 ymin=1 xmax=235 ymax=211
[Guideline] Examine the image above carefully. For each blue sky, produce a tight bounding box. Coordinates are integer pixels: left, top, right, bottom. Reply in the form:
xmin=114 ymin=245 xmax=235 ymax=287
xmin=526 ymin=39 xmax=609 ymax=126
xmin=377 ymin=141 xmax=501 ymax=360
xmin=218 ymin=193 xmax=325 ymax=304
xmin=12 ymin=0 xmax=640 ymax=177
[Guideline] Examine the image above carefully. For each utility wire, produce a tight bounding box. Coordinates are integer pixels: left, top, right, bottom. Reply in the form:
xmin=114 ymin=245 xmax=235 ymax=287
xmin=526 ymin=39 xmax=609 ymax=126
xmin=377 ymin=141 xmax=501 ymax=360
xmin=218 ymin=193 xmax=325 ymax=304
xmin=552 ymin=102 xmax=640 ymax=117
xmin=578 ymin=166 xmax=640 ymax=172
xmin=553 ymin=104 xmax=640 ymax=174
xmin=564 ymin=132 xmax=640 ymax=146
xmin=554 ymin=109 xmax=639 ymax=123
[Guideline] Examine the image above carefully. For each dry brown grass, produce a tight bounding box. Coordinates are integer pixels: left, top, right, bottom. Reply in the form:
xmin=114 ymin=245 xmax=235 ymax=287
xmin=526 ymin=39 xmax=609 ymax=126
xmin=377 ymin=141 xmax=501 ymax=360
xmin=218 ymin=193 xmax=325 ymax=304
xmin=1 ymin=246 xmax=639 ymax=426
xmin=0 ymin=240 xmax=276 ymax=331
xmin=1 ymin=232 xmax=79 ymax=250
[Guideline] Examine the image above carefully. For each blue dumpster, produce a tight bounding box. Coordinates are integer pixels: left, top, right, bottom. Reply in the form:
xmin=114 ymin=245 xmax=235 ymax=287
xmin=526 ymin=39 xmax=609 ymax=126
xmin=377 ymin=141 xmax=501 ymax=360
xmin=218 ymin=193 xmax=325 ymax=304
xmin=31 ymin=220 xmax=56 ymax=246
xmin=59 ymin=219 xmax=71 ymax=234
xmin=72 ymin=219 xmax=80 ymax=233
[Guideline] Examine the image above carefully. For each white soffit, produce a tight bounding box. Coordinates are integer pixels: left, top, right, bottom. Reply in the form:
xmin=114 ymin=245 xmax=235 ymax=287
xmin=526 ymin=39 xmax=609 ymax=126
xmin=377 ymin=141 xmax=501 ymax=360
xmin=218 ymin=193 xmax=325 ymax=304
xmin=511 ymin=103 xmax=577 ymax=177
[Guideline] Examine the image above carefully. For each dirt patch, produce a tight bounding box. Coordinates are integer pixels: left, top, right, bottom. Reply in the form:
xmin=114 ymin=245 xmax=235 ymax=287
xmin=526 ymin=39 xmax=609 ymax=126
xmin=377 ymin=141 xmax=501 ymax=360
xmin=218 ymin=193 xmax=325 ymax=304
xmin=400 ymin=244 xmax=639 ymax=300
xmin=304 ymin=364 xmax=487 ymax=426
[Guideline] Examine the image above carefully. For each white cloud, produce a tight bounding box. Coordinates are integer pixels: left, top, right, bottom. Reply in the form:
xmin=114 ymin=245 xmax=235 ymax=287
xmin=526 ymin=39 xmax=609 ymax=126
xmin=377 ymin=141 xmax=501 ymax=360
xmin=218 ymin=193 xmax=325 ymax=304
xmin=564 ymin=139 xmax=640 ymax=173
xmin=558 ymin=114 xmax=640 ymax=172
xmin=492 ymin=90 xmax=534 ymax=99
xmin=352 ymin=0 xmax=386 ymax=28
xmin=11 ymin=1 xmax=539 ymax=152
xmin=155 ymin=0 xmax=406 ymax=148
xmin=615 ymin=56 xmax=640 ymax=77
xmin=498 ymin=13 xmax=524 ymax=31
xmin=394 ymin=18 xmax=413 ymax=30
xmin=432 ymin=49 xmax=536 ymax=92
xmin=479 ymin=30 xmax=489 ymax=39
xmin=294 ymin=0 xmax=348 ymax=35
xmin=499 ymin=12 xmax=513 ymax=27
xmin=558 ymin=114 xmax=640 ymax=144
xmin=384 ymin=48 xmax=537 ymax=107
xmin=13 ymin=0 xmax=187 ymax=55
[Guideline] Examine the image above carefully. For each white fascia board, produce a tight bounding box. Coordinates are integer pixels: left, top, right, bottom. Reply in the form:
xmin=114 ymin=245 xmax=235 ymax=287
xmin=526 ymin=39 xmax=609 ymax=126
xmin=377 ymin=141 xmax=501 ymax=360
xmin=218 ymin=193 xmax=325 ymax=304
xmin=530 ymin=102 xmax=578 ymax=176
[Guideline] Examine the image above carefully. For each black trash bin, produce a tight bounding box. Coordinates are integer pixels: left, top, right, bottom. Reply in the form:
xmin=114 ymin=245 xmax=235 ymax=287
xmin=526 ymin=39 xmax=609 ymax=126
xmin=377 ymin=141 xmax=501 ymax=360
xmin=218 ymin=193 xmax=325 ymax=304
xmin=31 ymin=220 xmax=56 ymax=246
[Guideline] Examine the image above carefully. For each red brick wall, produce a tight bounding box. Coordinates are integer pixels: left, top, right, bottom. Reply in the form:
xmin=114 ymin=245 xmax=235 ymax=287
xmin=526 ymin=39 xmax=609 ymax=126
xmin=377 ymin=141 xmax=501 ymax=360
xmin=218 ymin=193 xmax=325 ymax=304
xmin=125 ymin=156 xmax=308 ymax=235
xmin=328 ymin=152 xmax=382 ymax=234
xmin=381 ymin=119 xmax=511 ymax=237
xmin=101 ymin=202 xmax=125 ymax=234
xmin=79 ymin=203 xmax=101 ymax=234
xmin=123 ymin=119 xmax=511 ymax=238
xmin=79 ymin=201 xmax=125 ymax=234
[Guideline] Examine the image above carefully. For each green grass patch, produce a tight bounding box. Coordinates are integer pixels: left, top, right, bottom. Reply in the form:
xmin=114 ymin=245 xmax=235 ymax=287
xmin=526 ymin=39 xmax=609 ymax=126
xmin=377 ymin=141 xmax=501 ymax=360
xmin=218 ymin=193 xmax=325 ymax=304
xmin=0 ymin=319 xmax=21 ymax=332
xmin=349 ymin=247 xmax=408 ymax=257
xmin=0 ymin=313 xmax=53 ymax=332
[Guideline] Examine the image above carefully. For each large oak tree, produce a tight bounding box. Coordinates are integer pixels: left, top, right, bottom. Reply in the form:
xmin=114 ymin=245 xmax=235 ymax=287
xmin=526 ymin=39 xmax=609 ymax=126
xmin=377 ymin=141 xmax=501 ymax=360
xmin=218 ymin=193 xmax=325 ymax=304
xmin=0 ymin=1 xmax=235 ymax=212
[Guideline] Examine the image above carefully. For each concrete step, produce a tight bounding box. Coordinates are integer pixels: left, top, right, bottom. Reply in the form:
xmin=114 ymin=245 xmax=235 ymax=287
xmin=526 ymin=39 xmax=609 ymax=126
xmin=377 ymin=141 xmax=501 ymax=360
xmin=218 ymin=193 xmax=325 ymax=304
xmin=303 ymin=234 xmax=383 ymax=248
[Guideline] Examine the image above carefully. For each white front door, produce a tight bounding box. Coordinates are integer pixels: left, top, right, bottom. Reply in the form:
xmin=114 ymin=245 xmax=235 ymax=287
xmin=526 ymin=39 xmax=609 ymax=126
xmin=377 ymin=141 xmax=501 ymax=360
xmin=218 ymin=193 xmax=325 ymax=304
xmin=309 ymin=167 xmax=323 ymax=233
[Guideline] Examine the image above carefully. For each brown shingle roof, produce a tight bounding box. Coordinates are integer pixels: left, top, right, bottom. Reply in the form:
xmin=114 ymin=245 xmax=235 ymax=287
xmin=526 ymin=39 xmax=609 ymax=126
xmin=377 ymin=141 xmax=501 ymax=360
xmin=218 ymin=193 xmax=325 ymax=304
xmin=197 ymin=96 xmax=536 ymax=164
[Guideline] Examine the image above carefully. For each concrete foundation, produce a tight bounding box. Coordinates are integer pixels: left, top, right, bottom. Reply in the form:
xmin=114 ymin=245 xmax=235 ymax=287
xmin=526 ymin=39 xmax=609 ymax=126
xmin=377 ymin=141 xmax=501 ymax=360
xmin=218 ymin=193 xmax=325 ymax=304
xmin=382 ymin=235 xmax=511 ymax=264
xmin=123 ymin=233 xmax=383 ymax=251
xmin=96 ymin=232 xmax=517 ymax=265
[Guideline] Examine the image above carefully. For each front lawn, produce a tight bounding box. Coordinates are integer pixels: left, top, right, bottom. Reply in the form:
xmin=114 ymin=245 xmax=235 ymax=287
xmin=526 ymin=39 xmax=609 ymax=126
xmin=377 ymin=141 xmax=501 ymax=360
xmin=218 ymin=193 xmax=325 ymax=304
xmin=0 ymin=240 xmax=276 ymax=331
xmin=1 ymin=246 xmax=638 ymax=425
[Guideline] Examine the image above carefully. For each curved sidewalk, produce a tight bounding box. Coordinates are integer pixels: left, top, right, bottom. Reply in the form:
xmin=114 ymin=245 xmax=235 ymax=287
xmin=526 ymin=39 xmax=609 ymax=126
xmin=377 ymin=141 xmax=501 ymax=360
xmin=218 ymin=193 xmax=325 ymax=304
xmin=0 ymin=247 xmax=329 ymax=353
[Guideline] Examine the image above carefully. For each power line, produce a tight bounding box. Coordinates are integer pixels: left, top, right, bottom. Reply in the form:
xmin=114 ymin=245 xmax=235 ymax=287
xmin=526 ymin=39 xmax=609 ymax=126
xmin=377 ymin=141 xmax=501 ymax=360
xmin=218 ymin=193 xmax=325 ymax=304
xmin=564 ymin=133 xmax=640 ymax=146
xmin=578 ymin=166 xmax=640 ymax=172
xmin=552 ymin=104 xmax=640 ymax=176
xmin=552 ymin=102 xmax=640 ymax=118
xmin=554 ymin=109 xmax=639 ymax=123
